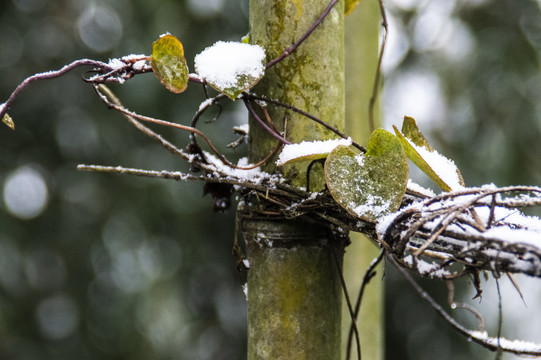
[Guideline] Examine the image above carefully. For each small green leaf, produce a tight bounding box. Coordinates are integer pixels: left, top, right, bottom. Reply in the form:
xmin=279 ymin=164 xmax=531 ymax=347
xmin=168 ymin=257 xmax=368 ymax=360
xmin=150 ymin=34 xmax=189 ymax=93
xmin=241 ymin=34 xmax=250 ymax=44
xmin=324 ymin=129 xmax=409 ymax=222
xmin=394 ymin=117 xmax=465 ymax=191
xmin=2 ymin=112 xmax=15 ymax=130
xmin=401 ymin=116 xmax=432 ymax=150
xmin=345 ymin=0 xmax=361 ymax=15
xmin=194 ymin=41 xmax=265 ymax=100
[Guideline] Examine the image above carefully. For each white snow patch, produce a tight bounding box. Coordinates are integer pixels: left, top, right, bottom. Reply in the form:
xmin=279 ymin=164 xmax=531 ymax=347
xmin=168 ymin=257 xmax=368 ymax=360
xmin=402 ymin=255 xmax=451 ymax=277
xmin=407 ymin=179 xmax=436 ymax=197
xmin=242 ymin=283 xmax=248 ymax=300
xmin=106 ymin=54 xmax=149 ymax=71
xmin=407 ymin=138 xmax=464 ymax=190
xmin=194 ymin=41 xmax=265 ymax=90
xmin=189 ymin=73 xmax=203 ymax=82
xmin=120 ymin=54 xmax=147 ymax=61
xmin=376 ymin=209 xmax=405 ymax=239
xmin=469 ymin=331 xmax=541 ymax=353
xmin=233 ymin=123 xmax=249 ymax=134
xmin=276 ymin=138 xmax=352 ymax=166
xmin=483 ymin=227 xmax=541 ymax=246
xmin=198 ymin=97 xmax=215 ymax=112
xmin=202 ymin=152 xmax=279 ymax=184
xmin=107 ymin=58 xmax=124 ymax=70
xmin=133 ymin=60 xmax=147 ymax=71
xmin=352 ymin=194 xmax=391 ymax=218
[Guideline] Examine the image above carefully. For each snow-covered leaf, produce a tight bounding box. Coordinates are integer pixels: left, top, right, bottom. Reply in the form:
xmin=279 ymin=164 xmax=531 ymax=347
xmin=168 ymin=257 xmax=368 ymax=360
xmin=345 ymin=0 xmax=361 ymax=16
xmin=150 ymin=34 xmax=189 ymax=94
xmin=276 ymin=138 xmax=352 ymax=166
xmin=2 ymin=112 xmax=14 ymax=130
xmin=194 ymin=41 xmax=265 ymax=100
xmin=394 ymin=116 xmax=465 ymax=192
xmin=324 ymin=129 xmax=409 ymax=221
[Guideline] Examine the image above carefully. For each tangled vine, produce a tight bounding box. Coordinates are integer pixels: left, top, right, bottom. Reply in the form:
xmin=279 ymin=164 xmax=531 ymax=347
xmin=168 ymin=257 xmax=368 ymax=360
xmin=2 ymin=0 xmax=541 ymax=357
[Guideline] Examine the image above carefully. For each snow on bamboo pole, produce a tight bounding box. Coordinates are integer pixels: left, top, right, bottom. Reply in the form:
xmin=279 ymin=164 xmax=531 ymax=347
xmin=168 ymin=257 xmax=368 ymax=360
xmin=244 ymin=0 xmax=346 ymax=359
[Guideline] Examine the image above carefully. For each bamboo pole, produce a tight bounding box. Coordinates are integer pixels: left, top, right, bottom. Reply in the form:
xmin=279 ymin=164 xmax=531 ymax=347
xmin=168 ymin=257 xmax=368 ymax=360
xmin=244 ymin=1 xmax=346 ymax=359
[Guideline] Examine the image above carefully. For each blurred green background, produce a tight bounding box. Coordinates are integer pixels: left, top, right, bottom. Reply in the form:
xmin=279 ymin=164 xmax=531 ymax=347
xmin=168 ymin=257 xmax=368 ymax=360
xmin=0 ymin=0 xmax=540 ymax=359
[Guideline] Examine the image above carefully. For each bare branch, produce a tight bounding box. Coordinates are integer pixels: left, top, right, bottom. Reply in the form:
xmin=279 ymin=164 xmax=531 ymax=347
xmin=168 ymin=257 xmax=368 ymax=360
xmin=94 ymin=85 xmax=273 ymax=171
xmin=245 ymin=93 xmax=366 ymax=152
xmin=1 ymin=59 xmax=112 ymax=120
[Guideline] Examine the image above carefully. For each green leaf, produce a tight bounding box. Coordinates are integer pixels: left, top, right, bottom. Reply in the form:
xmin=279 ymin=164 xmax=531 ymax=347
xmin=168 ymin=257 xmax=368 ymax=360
xmin=401 ymin=116 xmax=432 ymax=150
xmin=394 ymin=116 xmax=465 ymax=191
xmin=150 ymin=34 xmax=189 ymax=94
xmin=2 ymin=112 xmax=15 ymax=130
xmin=194 ymin=41 xmax=266 ymax=100
xmin=324 ymin=129 xmax=409 ymax=222
xmin=345 ymin=0 xmax=361 ymax=16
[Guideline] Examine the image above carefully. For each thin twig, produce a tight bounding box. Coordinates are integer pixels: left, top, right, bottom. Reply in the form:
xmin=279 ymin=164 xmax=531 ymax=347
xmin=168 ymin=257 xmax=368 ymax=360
xmin=266 ymin=0 xmax=340 ymax=68
xmin=94 ymin=85 xmax=269 ymax=170
xmin=346 ymin=250 xmax=384 ymax=360
xmin=368 ymin=0 xmax=388 ymax=133
xmin=331 ymin=245 xmax=361 ymax=360
xmin=245 ymin=94 xmax=366 ymax=152
xmin=95 ymin=84 xmax=189 ymax=160
xmin=189 ymin=93 xmax=228 ymax=161
xmin=495 ymin=277 xmax=503 ymax=360
xmin=1 ymin=59 xmax=112 ymax=120
xmin=446 ymin=280 xmax=485 ymax=331
xmin=243 ymin=98 xmax=291 ymax=144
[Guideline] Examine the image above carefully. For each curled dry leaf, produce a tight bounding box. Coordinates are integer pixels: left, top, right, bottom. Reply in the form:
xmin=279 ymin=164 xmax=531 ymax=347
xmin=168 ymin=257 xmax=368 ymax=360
xmin=2 ymin=109 xmax=15 ymax=130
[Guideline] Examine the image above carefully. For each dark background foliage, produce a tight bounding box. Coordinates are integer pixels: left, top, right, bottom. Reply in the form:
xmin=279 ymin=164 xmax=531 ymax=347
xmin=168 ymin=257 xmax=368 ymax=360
xmin=0 ymin=0 xmax=540 ymax=359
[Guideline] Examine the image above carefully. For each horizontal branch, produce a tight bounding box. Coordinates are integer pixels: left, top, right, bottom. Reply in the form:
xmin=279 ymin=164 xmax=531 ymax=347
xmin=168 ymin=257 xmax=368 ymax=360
xmin=80 ymin=152 xmax=541 ymax=282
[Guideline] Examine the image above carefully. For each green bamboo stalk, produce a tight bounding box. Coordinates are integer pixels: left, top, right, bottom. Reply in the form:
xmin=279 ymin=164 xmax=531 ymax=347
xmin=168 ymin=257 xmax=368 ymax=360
xmin=248 ymin=0 xmax=345 ymax=189
xmin=342 ymin=1 xmax=384 ymax=359
xmin=245 ymin=1 xmax=346 ymax=359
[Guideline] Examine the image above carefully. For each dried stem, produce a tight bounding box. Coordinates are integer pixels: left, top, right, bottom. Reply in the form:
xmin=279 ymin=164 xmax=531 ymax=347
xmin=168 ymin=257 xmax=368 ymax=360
xmin=245 ymin=94 xmax=366 ymax=152
xmin=1 ymin=59 xmax=112 ymax=120
xmin=94 ymin=85 xmax=274 ymax=170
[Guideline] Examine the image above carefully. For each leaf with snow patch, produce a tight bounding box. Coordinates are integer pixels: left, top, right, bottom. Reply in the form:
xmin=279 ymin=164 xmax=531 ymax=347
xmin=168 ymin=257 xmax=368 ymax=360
xmin=344 ymin=0 xmax=361 ymax=16
xmin=194 ymin=41 xmax=265 ymax=100
xmin=393 ymin=116 xmax=465 ymax=192
xmin=324 ymin=129 xmax=409 ymax=222
xmin=2 ymin=112 xmax=14 ymax=130
xmin=150 ymin=34 xmax=189 ymax=94
xmin=276 ymin=138 xmax=352 ymax=166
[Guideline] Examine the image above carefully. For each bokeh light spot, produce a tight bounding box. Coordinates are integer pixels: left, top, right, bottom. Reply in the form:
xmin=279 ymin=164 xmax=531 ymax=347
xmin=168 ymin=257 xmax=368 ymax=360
xmin=3 ymin=166 xmax=49 ymax=220
xmin=187 ymin=0 xmax=225 ymax=20
xmin=77 ymin=4 xmax=122 ymax=52
xmin=36 ymin=294 xmax=79 ymax=340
